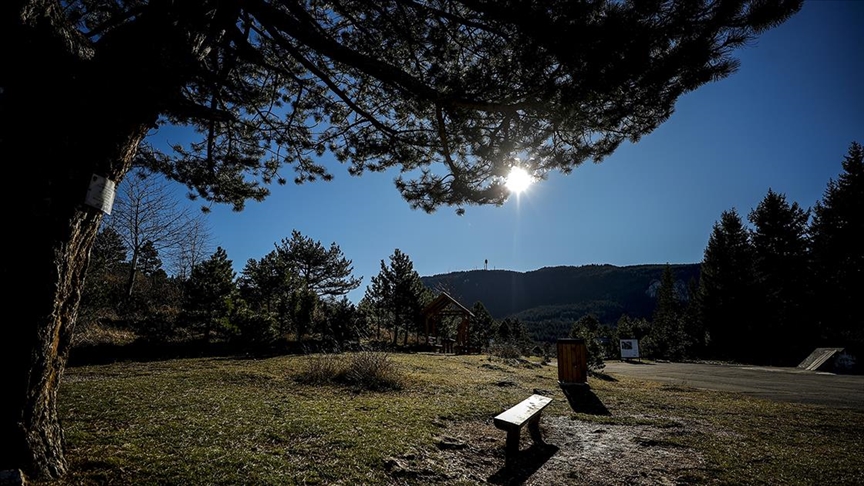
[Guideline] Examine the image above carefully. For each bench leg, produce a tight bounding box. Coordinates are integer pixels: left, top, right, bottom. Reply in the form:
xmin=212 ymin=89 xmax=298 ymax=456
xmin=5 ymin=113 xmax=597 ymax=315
xmin=505 ymin=429 xmax=520 ymax=466
xmin=528 ymin=414 xmax=544 ymax=445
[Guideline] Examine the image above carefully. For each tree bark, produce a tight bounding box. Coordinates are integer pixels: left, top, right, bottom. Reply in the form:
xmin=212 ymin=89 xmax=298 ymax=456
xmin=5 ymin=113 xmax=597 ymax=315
xmin=0 ymin=2 xmax=193 ymax=479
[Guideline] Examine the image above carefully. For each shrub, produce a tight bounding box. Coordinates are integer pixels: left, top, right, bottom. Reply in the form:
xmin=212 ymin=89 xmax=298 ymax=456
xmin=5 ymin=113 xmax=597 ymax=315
xmin=232 ymin=308 xmax=278 ymax=346
xmin=299 ymin=353 xmax=345 ymax=385
xmin=343 ymin=351 xmax=405 ymax=391
xmin=569 ymin=315 xmax=606 ymax=372
xmin=135 ymin=308 xmax=183 ymax=343
xmin=297 ymin=351 xmax=405 ymax=391
xmin=488 ymin=343 xmax=522 ymax=360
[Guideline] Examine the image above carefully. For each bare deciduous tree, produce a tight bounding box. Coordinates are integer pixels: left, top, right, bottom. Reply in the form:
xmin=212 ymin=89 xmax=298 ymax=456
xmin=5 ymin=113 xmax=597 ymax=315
xmin=107 ymin=171 xmax=208 ymax=300
xmin=169 ymin=216 xmax=214 ymax=281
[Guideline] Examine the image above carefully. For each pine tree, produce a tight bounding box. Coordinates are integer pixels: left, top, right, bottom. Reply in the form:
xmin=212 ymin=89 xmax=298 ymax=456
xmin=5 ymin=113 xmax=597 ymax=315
xmin=238 ymin=250 xmax=299 ymax=338
xmin=748 ymin=189 xmax=810 ymax=364
xmin=364 ymin=249 xmax=429 ymax=345
xmin=698 ymin=209 xmax=756 ymax=362
xmin=275 ymin=231 xmax=362 ymax=298
xmin=681 ymin=277 xmax=707 ymax=358
xmin=79 ymin=227 xmax=128 ymax=326
xmin=647 ymin=264 xmax=687 ymax=360
xmin=569 ymin=315 xmax=606 ymax=371
xmin=810 ymin=142 xmax=864 ymax=353
xmin=89 ymin=227 xmax=127 ymax=273
xmin=137 ymin=241 xmax=163 ymax=277
xmin=470 ymin=301 xmax=498 ymax=351
xmin=318 ymin=298 xmax=364 ymax=349
xmin=184 ymin=247 xmax=237 ymax=342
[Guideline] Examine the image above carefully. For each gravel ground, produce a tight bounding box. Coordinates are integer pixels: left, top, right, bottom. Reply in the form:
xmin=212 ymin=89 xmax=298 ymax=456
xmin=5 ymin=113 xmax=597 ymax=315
xmin=386 ymin=414 xmax=708 ymax=485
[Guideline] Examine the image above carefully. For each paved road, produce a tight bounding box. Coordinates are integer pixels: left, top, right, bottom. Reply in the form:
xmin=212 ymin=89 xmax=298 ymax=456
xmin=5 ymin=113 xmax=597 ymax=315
xmin=602 ymin=361 xmax=864 ymax=410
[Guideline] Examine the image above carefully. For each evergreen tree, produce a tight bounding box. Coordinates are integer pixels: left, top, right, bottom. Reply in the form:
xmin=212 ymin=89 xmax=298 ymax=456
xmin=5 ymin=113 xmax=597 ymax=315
xmin=360 ymin=276 xmax=389 ymax=341
xmin=275 ymin=231 xmax=362 ymax=299
xmin=238 ymin=251 xmax=299 ymax=338
xmin=89 ymin=227 xmax=127 ymax=273
xmin=318 ymin=298 xmax=364 ymax=349
xmin=288 ymin=286 xmax=320 ymax=342
xmin=184 ymin=247 xmax=237 ymax=342
xmin=273 ymin=231 xmax=360 ymax=340
xmin=681 ymin=277 xmax=707 ymax=358
xmin=137 ymin=241 xmax=163 ymax=277
xmin=698 ymin=209 xmax=756 ymax=362
xmin=124 ymin=241 xmax=180 ymax=319
xmin=569 ymin=314 xmax=606 ymax=371
xmin=646 ymin=264 xmax=687 ymax=360
xmin=810 ymin=142 xmax=864 ymax=354
xmin=748 ymin=189 xmax=810 ymax=364
xmin=470 ymin=301 xmax=498 ymax=351
xmin=364 ymin=249 xmax=429 ymax=345
xmin=79 ymin=227 xmax=128 ymax=327
xmin=3 ymin=0 xmax=803 ymax=477
xmin=615 ymin=315 xmax=651 ymax=341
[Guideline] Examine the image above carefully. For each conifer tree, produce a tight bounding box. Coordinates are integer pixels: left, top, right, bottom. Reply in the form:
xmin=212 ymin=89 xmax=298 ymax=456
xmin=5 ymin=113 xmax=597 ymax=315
xmin=365 ymin=249 xmax=429 ymax=345
xmin=647 ymin=264 xmax=687 ymax=360
xmin=275 ymin=231 xmax=362 ymax=298
xmin=184 ymin=247 xmax=237 ymax=341
xmin=748 ymin=189 xmax=810 ymax=364
xmin=698 ymin=209 xmax=756 ymax=361
xmin=569 ymin=314 xmax=606 ymax=371
xmin=272 ymin=231 xmax=361 ymax=339
xmin=470 ymin=301 xmax=498 ymax=351
xmin=810 ymin=142 xmax=864 ymax=353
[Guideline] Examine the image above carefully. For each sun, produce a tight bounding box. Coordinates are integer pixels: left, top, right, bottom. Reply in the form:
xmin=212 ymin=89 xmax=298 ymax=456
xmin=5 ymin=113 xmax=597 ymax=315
xmin=505 ymin=166 xmax=533 ymax=194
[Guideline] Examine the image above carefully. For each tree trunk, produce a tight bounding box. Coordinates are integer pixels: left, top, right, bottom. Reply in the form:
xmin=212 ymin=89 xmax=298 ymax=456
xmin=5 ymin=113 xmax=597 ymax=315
xmin=125 ymin=249 xmax=140 ymax=300
xmin=0 ymin=3 xmax=190 ymax=479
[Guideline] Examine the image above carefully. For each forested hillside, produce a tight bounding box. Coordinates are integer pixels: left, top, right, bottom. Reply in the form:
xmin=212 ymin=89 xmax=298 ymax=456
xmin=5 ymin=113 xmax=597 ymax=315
xmin=421 ymin=263 xmax=700 ymax=330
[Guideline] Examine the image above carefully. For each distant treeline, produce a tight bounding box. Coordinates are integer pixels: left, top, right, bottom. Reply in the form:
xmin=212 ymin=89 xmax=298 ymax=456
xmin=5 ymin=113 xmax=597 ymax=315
xmin=422 ymin=263 xmax=699 ymax=324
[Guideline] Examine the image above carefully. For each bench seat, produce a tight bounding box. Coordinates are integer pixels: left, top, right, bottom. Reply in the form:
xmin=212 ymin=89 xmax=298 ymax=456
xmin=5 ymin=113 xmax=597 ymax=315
xmin=493 ymin=394 xmax=552 ymax=465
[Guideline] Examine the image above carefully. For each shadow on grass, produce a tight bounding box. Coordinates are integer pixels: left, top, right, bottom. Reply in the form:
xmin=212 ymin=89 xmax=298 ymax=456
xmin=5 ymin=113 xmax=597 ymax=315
xmin=487 ymin=443 xmax=559 ymax=485
xmin=620 ymin=359 xmax=653 ymax=365
xmin=69 ymin=338 xmax=423 ymax=367
xmin=560 ymin=384 xmax=610 ymax=415
xmin=590 ymin=371 xmax=618 ymax=382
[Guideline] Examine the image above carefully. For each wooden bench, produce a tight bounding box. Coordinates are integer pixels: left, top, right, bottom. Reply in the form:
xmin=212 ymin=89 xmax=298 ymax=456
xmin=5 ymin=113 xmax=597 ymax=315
xmin=493 ymin=394 xmax=553 ymax=465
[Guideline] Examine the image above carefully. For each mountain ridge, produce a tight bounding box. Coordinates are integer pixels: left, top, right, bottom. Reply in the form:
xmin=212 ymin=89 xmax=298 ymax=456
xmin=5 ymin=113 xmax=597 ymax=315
xmin=420 ymin=263 xmax=701 ymax=326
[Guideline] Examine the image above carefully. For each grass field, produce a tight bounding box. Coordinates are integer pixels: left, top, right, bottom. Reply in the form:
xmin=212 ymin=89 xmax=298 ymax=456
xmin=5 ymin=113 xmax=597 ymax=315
xmin=45 ymin=352 xmax=864 ymax=485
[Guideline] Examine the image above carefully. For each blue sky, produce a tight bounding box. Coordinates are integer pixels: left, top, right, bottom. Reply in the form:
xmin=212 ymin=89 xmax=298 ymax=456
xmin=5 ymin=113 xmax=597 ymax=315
xmin=146 ymin=1 xmax=863 ymax=304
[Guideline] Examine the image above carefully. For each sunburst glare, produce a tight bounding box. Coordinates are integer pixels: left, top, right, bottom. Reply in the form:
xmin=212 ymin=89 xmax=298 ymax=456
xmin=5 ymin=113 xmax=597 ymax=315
xmin=505 ymin=166 xmax=533 ymax=194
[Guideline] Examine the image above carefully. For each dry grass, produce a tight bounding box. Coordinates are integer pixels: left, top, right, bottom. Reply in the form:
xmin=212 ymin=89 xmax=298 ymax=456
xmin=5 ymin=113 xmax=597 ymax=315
xmin=298 ymin=351 xmax=406 ymax=391
xmin=43 ymin=352 xmax=864 ymax=485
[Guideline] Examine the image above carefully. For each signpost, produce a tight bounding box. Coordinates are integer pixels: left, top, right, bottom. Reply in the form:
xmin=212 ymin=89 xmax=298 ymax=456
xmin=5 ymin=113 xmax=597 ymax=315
xmin=620 ymin=339 xmax=640 ymax=361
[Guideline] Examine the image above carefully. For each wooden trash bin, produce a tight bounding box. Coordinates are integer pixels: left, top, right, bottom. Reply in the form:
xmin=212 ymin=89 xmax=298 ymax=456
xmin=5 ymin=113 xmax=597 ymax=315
xmin=557 ymin=338 xmax=587 ymax=385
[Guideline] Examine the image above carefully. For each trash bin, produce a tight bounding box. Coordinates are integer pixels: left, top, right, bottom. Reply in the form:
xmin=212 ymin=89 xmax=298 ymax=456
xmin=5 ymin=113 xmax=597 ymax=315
xmin=557 ymin=338 xmax=587 ymax=385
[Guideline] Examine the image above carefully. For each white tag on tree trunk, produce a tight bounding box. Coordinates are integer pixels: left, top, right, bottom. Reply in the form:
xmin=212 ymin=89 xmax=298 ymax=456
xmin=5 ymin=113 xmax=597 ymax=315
xmin=85 ymin=174 xmax=116 ymax=214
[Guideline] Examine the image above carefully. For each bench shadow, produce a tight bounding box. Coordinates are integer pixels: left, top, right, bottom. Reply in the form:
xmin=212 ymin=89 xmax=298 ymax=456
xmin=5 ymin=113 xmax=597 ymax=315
xmin=487 ymin=443 xmax=559 ymax=485
xmin=560 ymin=384 xmax=610 ymax=415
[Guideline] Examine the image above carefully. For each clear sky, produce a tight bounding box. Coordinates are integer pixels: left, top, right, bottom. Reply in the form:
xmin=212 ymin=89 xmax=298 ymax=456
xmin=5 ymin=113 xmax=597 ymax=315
xmin=146 ymin=1 xmax=863 ymax=304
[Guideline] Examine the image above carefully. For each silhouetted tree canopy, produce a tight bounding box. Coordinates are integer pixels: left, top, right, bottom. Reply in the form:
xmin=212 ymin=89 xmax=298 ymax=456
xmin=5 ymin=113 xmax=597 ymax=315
xmin=698 ymin=208 xmax=756 ymax=361
xmin=810 ymin=142 xmax=864 ymax=353
xmin=7 ymin=0 xmax=802 ymax=212
xmin=748 ymin=188 xmax=810 ymax=363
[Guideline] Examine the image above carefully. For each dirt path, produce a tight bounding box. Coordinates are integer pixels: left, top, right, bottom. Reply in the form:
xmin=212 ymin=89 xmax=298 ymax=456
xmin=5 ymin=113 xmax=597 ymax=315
xmin=392 ymin=414 xmax=708 ymax=485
